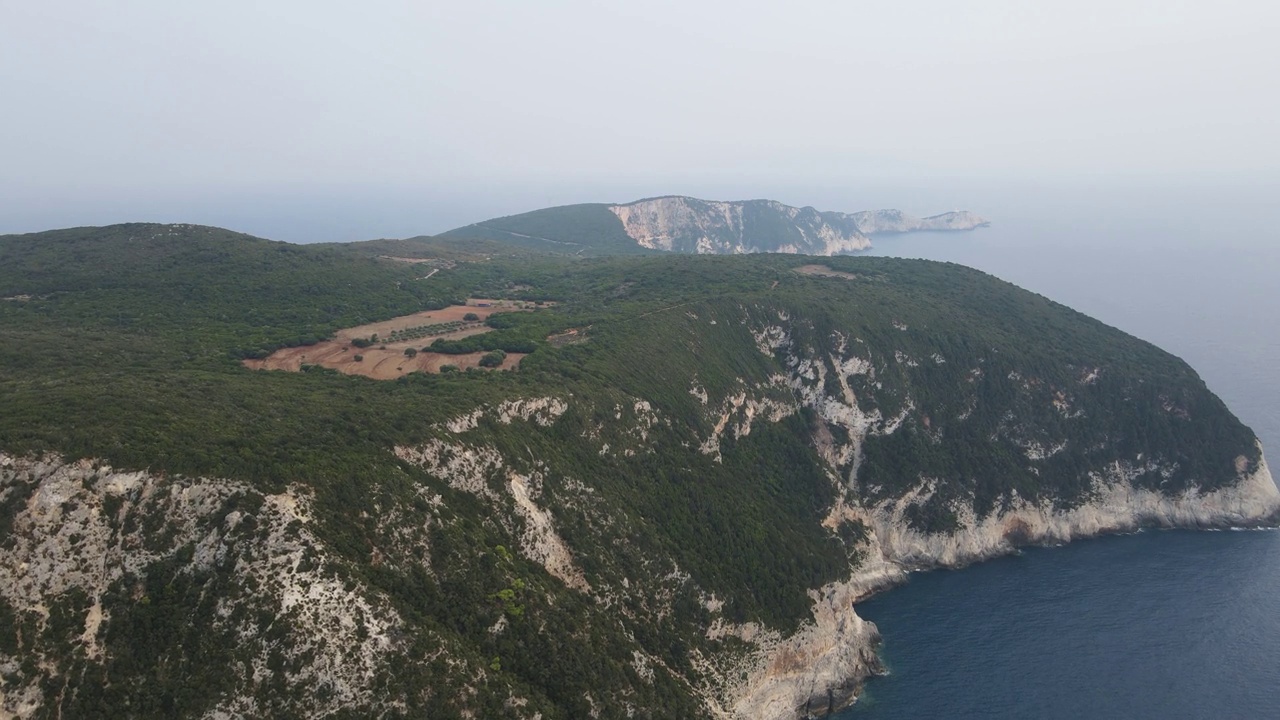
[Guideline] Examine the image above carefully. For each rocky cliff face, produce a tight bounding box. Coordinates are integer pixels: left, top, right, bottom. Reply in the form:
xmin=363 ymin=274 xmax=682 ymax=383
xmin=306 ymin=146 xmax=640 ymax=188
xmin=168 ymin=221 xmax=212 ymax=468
xmin=699 ymin=308 xmax=1280 ymax=720
xmin=610 ymin=197 xmax=872 ymax=255
xmin=0 ymin=454 xmax=424 ymax=719
xmin=608 ymin=197 xmax=988 ymax=256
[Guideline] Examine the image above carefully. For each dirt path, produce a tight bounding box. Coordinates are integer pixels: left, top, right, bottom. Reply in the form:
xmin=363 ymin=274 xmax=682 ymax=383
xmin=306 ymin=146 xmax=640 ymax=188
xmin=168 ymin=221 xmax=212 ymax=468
xmin=475 ymin=224 xmax=584 ymax=247
xmin=635 ymin=302 xmax=694 ymax=319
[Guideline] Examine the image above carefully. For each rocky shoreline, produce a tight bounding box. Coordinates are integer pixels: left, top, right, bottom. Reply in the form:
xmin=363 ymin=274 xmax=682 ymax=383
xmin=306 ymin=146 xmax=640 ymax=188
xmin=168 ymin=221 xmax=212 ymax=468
xmin=724 ymin=451 xmax=1280 ymax=720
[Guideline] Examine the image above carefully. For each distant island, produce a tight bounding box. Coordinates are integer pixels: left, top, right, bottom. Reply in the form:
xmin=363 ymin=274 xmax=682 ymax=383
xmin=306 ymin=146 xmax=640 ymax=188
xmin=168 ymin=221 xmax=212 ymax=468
xmin=441 ymin=196 xmax=989 ymax=256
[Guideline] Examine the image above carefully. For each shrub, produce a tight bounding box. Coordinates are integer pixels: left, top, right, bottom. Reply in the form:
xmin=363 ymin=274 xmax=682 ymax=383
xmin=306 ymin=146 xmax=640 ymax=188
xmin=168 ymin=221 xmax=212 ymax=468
xmin=463 ymin=312 xmax=480 ymax=322
xmin=478 ymin=350 xmax=507 ymax=368
xmin=353 ymin=354 xmax=364 ymax=362
xmin=403 ymin=348 xmax=418 ymax=358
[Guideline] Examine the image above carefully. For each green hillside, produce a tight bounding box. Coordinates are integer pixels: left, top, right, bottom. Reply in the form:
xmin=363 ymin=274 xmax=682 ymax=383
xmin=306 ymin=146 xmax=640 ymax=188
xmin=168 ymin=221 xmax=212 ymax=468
xmin=439 ymin=203 xmax=650 ymax=256
xmin=0 ymin=223 xmax=1265 ymax=719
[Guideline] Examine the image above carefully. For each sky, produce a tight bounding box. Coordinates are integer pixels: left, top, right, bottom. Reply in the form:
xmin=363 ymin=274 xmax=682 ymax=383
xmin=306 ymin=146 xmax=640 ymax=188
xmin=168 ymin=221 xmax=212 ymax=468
xmin=2 ymin=1 xmax=1278 ymax=241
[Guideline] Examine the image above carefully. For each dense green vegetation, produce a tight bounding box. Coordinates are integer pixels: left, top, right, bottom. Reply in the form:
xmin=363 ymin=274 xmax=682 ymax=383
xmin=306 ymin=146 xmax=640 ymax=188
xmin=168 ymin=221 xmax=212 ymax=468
xmin=0 ymin=223 xmax=1261 ymax=718
xmin=439 ymin=203 xmax=653 ymax=256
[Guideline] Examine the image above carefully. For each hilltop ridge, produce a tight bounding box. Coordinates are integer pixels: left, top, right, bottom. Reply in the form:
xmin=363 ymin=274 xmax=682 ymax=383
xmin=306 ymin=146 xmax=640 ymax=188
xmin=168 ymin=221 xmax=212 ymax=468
xmin=440 ymin=196 xmax=987 ymax=256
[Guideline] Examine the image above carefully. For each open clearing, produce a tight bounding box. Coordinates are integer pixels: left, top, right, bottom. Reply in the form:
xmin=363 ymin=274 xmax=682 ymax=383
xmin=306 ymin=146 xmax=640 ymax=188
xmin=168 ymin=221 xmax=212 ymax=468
xmin=244 ymin=299 xmax=538 ymax=379
xmin=793 ymin=264 xmax=861 ymax=280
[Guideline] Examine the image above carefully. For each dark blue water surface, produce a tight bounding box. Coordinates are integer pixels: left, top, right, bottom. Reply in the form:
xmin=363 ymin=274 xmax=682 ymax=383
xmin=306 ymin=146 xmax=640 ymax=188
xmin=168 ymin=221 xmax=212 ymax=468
xmin=848 ymin=529 xmax=1280 ymax=719
xmin=834 ymin=185 xmax=1280 ymax=719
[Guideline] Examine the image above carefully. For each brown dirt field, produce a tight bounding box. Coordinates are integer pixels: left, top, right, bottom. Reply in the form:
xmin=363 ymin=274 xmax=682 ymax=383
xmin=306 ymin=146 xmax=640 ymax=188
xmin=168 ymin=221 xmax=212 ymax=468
xmin=243 ymin=300 xmax=537 ymax=379
xmin=331 ymin=299 xmax=529 ymax=342
xmin=793 ymin=264 xmax=861 ymax=280
xmin=244 ymin=344 xmax=527 ymax=379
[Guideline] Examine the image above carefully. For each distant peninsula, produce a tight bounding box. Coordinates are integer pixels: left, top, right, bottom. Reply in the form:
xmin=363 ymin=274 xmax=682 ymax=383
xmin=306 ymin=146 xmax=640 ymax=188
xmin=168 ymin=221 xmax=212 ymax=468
xmin=440 ymin=196 xmax=989 ymax=256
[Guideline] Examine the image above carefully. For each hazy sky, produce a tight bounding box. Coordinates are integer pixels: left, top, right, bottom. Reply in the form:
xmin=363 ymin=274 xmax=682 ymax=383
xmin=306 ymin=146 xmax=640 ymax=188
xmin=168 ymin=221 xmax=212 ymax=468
xmin=3 ymin=1 xmax=1277 ymax=239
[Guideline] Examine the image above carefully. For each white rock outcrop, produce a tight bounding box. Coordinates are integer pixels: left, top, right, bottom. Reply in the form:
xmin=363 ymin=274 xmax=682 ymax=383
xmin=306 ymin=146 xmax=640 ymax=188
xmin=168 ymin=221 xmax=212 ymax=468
xmin=508 ymin=472 xmax=590 ymax=591
xmin=860 ymin=452 xmax=1280 ymax=569
xmin=0 ymin=454 xmax=408 ymax=720
xmin=609 ymin=197 xmax=872 ymax=256
xmin=606 ymin=197 xmax=987 ymax=256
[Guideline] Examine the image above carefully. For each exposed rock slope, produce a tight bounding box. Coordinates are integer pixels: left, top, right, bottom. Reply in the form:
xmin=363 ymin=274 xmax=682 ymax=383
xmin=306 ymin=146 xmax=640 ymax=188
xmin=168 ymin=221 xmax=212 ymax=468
xmin=608 ymin=197 xmax=987 ymax=255
xmin=0 ymin=455 xmax=421 ymax=718
xmin=609 ymin=197 xmax=871 ymax=255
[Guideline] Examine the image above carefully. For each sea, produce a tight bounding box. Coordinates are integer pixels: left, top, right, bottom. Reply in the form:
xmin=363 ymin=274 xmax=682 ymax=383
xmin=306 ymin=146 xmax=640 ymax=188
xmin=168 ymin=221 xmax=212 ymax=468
xmin=833 ymin=182 xmax=1280 ymax=719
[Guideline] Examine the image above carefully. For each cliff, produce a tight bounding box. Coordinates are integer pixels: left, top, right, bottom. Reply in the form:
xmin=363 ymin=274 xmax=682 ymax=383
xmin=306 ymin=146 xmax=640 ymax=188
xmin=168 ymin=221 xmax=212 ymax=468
xmin=606 ymin=198 xmax=990 ymax=255
xmin=726 ymin=455 xmax=1280 ymax=720
xmin=609 ymin=197 xmax=872 ymax=255
xmin=439 ymin=196 xmax=987 ymax=256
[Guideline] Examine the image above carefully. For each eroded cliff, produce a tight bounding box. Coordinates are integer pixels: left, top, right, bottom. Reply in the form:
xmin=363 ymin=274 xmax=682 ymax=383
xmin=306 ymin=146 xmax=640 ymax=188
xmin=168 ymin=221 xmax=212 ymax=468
xmin=606 ymin=197 xmax=987 ymax=256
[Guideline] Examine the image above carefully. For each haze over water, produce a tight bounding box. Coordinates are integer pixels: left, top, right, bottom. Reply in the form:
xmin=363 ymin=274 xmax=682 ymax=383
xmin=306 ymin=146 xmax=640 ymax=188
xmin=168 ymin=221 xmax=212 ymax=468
xmin=837 ymin=182 xmax=1280 ymax=719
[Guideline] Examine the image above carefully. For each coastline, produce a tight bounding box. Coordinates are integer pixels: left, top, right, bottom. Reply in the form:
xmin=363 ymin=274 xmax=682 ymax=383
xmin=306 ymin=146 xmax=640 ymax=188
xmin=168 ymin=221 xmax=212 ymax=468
xmin=721 ymin=450 xmax=1280 ymax=720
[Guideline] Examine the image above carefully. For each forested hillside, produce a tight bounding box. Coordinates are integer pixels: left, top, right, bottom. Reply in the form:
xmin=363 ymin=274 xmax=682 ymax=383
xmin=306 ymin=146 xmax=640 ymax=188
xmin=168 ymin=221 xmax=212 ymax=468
xmin=0 ymin=224 xmax=1270 ymax=719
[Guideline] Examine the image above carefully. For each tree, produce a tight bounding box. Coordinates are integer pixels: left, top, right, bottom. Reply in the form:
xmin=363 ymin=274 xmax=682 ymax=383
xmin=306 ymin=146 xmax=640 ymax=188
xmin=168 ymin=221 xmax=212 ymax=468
xmin=478 ymin=350 xmax=507 ymax=368
xmin=464 ymin=312 xmax=480 ymax=322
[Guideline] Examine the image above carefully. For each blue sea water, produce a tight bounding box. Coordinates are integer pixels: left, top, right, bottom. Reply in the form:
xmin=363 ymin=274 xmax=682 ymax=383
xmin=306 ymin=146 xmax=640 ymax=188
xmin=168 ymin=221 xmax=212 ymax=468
xmin=847 ymin=529 xmax=1280 ymax=719
xmin=833 ymin=184 xmax=1280 ymax=719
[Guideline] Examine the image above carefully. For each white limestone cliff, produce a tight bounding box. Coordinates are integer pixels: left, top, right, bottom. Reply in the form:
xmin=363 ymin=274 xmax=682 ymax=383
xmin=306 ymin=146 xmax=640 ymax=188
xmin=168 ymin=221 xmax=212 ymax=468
xmin=607 ymin=197 xmax=987 ymax=256
xmin=609 ymin=197 xmax=872 ymax=256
